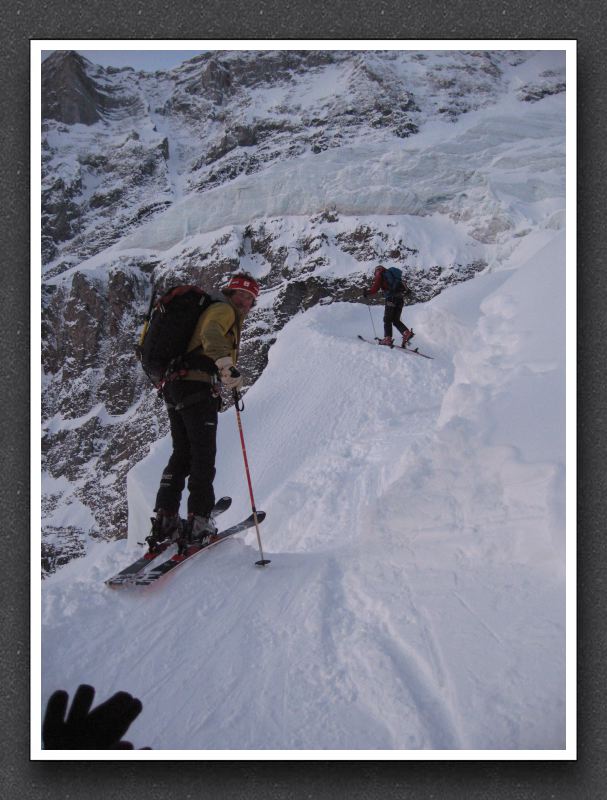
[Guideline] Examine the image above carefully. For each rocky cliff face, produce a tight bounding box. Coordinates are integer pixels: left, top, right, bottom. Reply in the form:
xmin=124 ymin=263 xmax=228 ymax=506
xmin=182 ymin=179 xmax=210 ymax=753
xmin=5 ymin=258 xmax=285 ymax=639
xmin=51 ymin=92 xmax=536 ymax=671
xmin=40 ymin=48 xmax=565 ymax=575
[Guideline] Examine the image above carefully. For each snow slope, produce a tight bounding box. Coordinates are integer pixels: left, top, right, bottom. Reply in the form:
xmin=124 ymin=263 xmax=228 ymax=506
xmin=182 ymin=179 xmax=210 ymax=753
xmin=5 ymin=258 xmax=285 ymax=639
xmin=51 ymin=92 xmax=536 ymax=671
xmin=39 ymin=229 xmax=567 ymax=754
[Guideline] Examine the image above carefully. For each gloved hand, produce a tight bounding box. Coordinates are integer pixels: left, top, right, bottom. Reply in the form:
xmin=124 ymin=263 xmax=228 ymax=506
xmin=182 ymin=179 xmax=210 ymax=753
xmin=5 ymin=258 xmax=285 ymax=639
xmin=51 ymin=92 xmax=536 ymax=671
xmin=42 ymin=684 xmax=146 ymax=749
xmin=362 ymin=288 xmax=368 ymax=297
xmin=215 ymin=356 xmax=243 ymax=390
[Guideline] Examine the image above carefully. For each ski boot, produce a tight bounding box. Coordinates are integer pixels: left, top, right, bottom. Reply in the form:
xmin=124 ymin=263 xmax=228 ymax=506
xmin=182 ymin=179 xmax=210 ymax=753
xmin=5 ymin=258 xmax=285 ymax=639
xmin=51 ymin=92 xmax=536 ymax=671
xmin=378 ymin=336 xmax=394 ymax=347
xmin=401 ymin=328 xmax=415 ymax=348
xmin=186 ymin=513 xmax=218 ymax=548
xmin=145 ymin=510 xmax=183 ymax=555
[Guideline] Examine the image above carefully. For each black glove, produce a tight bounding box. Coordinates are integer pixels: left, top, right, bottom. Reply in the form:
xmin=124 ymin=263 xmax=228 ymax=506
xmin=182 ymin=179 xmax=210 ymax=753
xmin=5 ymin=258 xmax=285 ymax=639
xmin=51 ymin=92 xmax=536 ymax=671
xmin=42 ymin=684 xmax=146 ymax=749
xmin=363 ymin=288 xmax=368 ymax=297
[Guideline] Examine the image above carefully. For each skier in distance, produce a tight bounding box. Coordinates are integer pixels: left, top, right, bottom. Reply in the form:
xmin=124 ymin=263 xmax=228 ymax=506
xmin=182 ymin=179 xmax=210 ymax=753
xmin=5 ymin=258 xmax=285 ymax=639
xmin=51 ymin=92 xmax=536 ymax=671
xmin=363 ymin=264 xmax=414 ymax=347
xmin=151 ymin=272 xmax=260 ymax=548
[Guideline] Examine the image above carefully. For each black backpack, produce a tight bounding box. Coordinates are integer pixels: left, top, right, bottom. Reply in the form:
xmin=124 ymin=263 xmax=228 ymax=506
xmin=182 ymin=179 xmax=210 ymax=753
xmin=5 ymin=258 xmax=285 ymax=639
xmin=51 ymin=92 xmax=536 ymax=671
xmin=136 ymin=285 xmax=218 ymax=386
xmin=382 ymin=266 xmax=405 ymax=295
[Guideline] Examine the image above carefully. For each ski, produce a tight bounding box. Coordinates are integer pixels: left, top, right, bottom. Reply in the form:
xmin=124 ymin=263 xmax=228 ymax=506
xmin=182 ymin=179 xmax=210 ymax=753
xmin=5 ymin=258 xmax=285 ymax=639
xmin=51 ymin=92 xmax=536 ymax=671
xmin=357 ymin=334 xmax=434 ymax=360
xmin=132 ymin=511 xmax=266 ymax=587
xmin=105 ymin=496 xmax=232 ymax=587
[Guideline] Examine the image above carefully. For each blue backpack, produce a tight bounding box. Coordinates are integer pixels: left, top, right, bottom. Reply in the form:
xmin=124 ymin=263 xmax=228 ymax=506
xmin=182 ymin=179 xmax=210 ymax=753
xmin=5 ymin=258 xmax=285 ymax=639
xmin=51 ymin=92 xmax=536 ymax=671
xmin=383 ymin=266 xmax=404 ymax=295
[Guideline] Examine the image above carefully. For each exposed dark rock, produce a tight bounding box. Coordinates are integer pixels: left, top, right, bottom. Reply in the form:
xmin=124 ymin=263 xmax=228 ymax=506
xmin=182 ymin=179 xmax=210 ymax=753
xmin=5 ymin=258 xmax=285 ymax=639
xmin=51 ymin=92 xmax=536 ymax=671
xmin=42 ymin=51 xmax=104 ymax=125
xmin=182 ymin=57 xmax=233 ymax=104
xmin=41 ymin=176 xmax=83 ymax=260
xmin=518 ymin=82 xmax=566 ymax=102
xmin=42 ymin=529 xmax=87 ymax=577
xmin=42 ymin=50 xmax=139 ymax=125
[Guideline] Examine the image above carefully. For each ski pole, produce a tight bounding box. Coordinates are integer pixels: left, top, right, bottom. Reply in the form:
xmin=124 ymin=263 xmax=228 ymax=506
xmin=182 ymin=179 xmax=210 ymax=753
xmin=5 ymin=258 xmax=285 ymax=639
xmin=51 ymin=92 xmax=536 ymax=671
xmin=232 ymin=387 xmax=271 ymax=567
xmin=367 ymin=302 xmax=378 ymax=339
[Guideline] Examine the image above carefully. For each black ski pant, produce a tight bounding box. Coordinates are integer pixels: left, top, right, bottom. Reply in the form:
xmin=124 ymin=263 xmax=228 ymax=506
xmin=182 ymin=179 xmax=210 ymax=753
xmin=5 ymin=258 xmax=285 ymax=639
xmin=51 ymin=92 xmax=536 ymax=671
xmin=155 ymin=381 xmax=221 ymax=518
xmin=384 ymin=295 xmax=408 ymax=338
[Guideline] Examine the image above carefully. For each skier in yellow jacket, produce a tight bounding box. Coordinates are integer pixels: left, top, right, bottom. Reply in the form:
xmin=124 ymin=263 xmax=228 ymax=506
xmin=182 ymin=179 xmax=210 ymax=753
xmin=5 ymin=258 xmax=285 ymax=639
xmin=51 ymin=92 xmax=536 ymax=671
xmin=151 ymin=273 xmax=260 ymax=546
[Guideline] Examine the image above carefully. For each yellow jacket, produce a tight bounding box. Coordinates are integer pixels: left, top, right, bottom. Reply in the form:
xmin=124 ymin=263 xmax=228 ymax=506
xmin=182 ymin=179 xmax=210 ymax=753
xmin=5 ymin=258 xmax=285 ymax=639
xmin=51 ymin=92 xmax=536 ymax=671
xmin=184 ymin=298 xmax=243 ymax=382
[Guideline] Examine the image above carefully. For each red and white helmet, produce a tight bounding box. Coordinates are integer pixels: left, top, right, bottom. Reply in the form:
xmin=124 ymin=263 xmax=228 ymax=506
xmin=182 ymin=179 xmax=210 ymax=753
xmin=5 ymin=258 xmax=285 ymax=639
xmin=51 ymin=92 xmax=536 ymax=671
xmin=223 ymin=274 xmax=260 ymax=300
